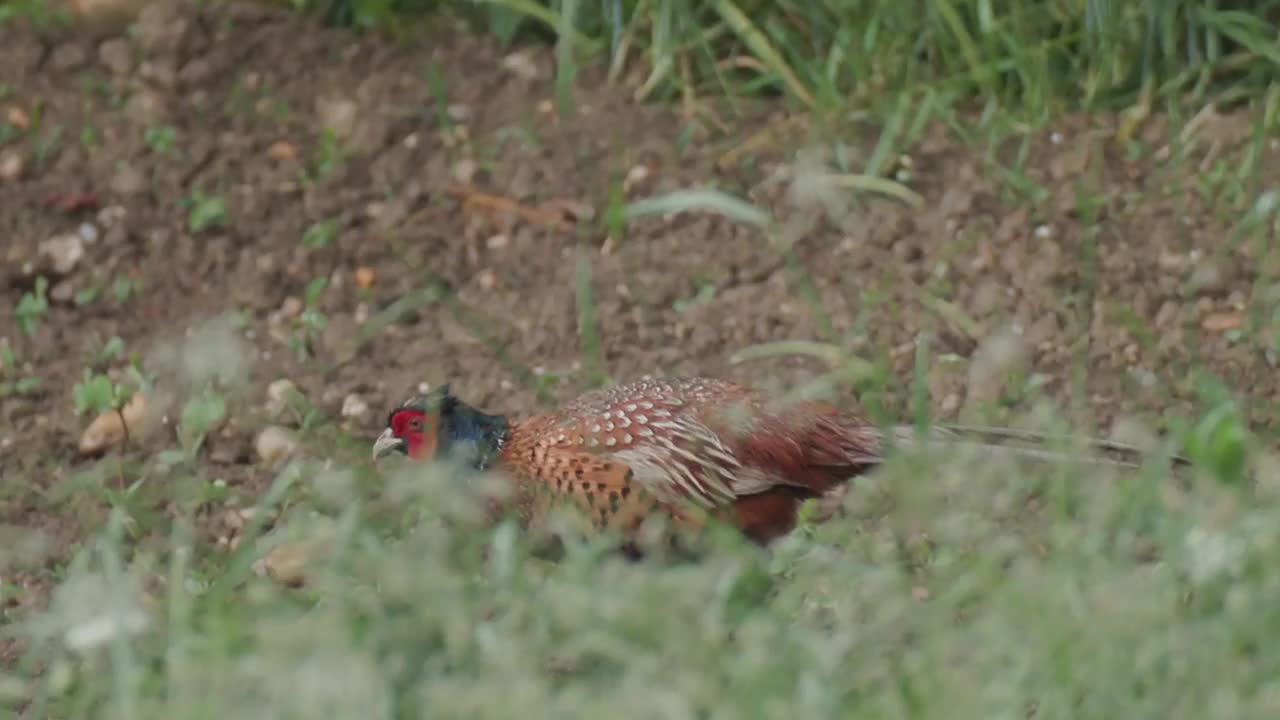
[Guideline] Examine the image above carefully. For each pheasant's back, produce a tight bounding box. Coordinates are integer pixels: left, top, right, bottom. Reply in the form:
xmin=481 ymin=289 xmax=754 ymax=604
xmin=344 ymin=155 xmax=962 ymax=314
xmin=552 ymin=376 xmax=752 ymax=446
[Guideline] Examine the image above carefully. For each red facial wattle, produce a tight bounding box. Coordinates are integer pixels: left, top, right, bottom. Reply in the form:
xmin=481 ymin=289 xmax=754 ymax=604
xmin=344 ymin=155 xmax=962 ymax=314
xmin=388 ymin=408 xmax=437 ymax=460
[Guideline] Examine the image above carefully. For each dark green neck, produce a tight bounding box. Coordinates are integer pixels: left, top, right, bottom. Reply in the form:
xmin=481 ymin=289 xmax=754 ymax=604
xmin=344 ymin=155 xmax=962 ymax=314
xmin=442 ymin=402 xmax=509 ymax=471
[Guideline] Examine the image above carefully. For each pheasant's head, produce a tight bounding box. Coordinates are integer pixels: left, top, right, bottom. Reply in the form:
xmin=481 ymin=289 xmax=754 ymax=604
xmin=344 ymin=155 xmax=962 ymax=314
xmin=371 ymin=384 xmax=508 ymax=469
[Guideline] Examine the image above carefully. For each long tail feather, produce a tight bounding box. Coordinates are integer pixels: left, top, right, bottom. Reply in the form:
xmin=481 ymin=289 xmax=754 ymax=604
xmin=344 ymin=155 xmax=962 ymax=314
xmin=879 ymin=423 xmax=1192 ymax=471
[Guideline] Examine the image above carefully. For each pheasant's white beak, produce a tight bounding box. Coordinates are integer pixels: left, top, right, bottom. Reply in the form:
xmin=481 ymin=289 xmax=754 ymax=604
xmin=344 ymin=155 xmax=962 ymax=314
xmin=371 ymin=428 xmax=407 ymax=461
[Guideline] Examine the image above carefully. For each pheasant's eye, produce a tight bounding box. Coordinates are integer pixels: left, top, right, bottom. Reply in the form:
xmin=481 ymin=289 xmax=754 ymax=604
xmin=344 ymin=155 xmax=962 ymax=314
xmin=408 ymin=417 xmax=424 ymax=432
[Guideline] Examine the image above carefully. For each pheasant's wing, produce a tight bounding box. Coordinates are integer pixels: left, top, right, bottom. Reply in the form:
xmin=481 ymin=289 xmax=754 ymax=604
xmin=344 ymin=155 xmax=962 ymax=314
xmin=549 ymin=389 xmax=889 ymax=508
xmin=529 ymin=381 xmax=755 ymax=510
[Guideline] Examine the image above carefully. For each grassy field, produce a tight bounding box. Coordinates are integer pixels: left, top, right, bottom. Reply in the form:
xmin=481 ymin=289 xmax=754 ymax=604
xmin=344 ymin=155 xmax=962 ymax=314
xmin=3 ymin=0 xmax=1280 ymax=717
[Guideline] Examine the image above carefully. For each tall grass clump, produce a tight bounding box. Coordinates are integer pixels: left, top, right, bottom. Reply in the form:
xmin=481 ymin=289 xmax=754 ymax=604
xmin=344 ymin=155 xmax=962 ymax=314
xmin=290 ymin=0 xmax=1280 ymax=116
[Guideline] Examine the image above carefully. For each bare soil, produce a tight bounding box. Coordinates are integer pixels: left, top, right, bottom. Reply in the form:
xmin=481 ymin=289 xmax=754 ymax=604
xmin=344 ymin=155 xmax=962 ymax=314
xmin=1 ymin=1 xmax=1277 ymax=592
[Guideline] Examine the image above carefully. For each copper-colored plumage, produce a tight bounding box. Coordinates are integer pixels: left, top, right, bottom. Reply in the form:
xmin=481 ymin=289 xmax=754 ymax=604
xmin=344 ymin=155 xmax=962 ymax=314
xmin=373 ymin=376 xmax=1183 ymax=546
xmin=491 ymin=377 xmax=885 ymax=543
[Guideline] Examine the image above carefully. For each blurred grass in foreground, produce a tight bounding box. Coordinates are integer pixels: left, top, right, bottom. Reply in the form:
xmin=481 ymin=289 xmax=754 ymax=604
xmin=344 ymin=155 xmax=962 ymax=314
xmin=7 ymin=418 xmax=1280 ymax=719
xmin=4 ymin=312 xmax=1273 ymax=718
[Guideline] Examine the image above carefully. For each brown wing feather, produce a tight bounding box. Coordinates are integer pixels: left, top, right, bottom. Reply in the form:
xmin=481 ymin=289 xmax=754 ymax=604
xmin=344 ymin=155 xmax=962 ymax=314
xmin=717 ymin=400 xmax=882 ymax=493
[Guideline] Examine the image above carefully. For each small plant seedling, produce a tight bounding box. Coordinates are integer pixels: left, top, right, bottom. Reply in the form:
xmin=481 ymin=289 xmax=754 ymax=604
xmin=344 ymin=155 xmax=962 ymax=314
xmin=673 ymin=282 xmax=716 ymax=313
xmin=112 ymin=275 xmax=139 ymax=304
xmin=308 ymin=127 xmax=344 ymax=182
xmin=301 ymin=219 xmax=338 ymax=249
xmin=0 ymin=0 xmax=71 ymax=28
xmin=423 ymin=62 xmax=455 ymax=135
xmin=144 ymin=125 xmax=177 ymax=154
xmin=1176 ymin=374 xmax=1251 ymax=486
xmin=79 ymin=124 xmax=98 ymax=148
xmin=288 ymin=276 xmax=329 ymax=361
xmin=74 ymin=285 xmax=100 ymax=306
xmin=15 ymin=276 xmax=49 ymax=337
xmin=72 ymin=370 xmax=134 ymax=419
xmin=82 ymin=335 xmax=126 ymax=369
xmin=0 ymin=343 xmax=42 ymax=398
xmin=186 ymin=190 xmax=227 ymax=233
xmin=178 ymin=387 xmax=227 ymax=459
xmin=32 ymin=123 xmax=65 ymax=168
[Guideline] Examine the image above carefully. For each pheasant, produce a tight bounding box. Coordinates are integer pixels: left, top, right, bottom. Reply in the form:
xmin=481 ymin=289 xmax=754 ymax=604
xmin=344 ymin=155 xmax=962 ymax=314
xmin=371 ymin=376 xmax=1183 ymax=545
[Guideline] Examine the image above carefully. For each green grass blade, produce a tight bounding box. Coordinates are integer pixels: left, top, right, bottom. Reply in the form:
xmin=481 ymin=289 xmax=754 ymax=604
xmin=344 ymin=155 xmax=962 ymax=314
xmin=711 ymin=0 xmax=815 ymax=107
xmin=623 ymin=188 xmax=773 ymax=228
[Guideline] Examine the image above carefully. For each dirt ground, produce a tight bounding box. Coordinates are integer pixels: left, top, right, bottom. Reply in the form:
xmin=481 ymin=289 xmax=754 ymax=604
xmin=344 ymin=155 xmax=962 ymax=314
xmin=2 ymin=2 xmax=1278 ymax=576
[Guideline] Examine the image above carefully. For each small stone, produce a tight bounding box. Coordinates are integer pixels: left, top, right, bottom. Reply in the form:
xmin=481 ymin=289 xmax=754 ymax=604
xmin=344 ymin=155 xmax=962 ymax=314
xmin=223 ymin=508 xmax=245 ymax=532
xmin=78 ymin=394 xmax=149 ymax=455
xmin=265 ymin=379 xmax=298 ymax=417
xmin=280 ymin=297 xmax=303 ymax=319
xmin=97 ymin=38 xmax=133 ymax=75
xmin=70 ymin=0 xmax=150 ymax=36
xmin=623 ymin=164 xmax=651 ymax=193
xmin=486 ymin=234 xmax=509 ymax=250
xmin=316 ymin=98 xmax=358 ymax=139
xmin=110 ymin=162 xmax=146 ymax=196
xmin=452 ymin=157 xmax=478 ymax=185
xmin=178 ymin=57 xmax=214 ymax=85
xmin=124 ymin=90 xmax=166 ymax=124
xmin=0 ymin=151 xmax=24 ymax=182
xmin=88 ymin=225 xmax=116 ymax=252
xmin=266 ymin=141 xmax=297 ymax=161
xmin=133 ymin=1 xmax=188 ymax=53
xmin=207 ymin=439 xmax=242 ymax=466
xmin=1201 ymin=312 xmax=1243 ymax=332
xmin=502 ymin=51 xmax=540 ymax=80
xmin=255 ymin=426 xmax=299 ymax=469
xmin=1025 ymin=313 xmax=1060 ymax=347
xmin=544 ymin=198 xmax=595 ymax=223
xmin=940 ymin=393 xmax=961 ymax=414
xmin=255 ymin=540 xmax=310 ymax=587
xmin=1188 ymin=256 xmax=1237 ymax=297
xmin=440 ymin=125 xmax=469 ymax=148
xmin=77 ymin=223 xmax=99 ymax=244
xmin=50 ymin=43 xmax=89 ymax=72
xmin=446 ymin=104 xmax=471 ymax=121
xmin=50 ymin=279 xmax=76 ymax=304
xmin=6 ymin=107 xmax=29 ymax=130
xmin=97 ymin=205 xmax=127 ymax=227
xmin=341 ymin=394 xmax=369 ymax=420
xmin=39 ymin=234 xmax=85 ymax=275
xmin=1157 ymin=251 xmax=1186 ymax=273
xmin=1154 ymin=301 xmax=1180 ymax=330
